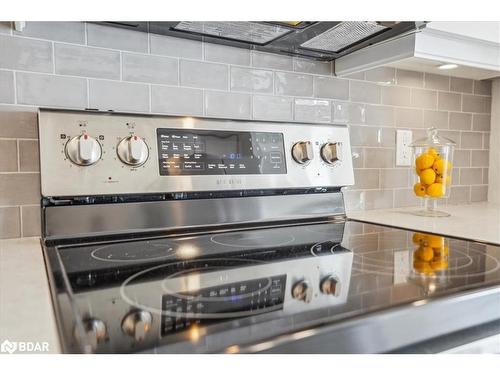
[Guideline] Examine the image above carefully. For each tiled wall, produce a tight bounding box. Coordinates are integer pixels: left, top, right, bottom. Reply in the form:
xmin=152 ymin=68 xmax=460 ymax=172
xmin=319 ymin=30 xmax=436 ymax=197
xmin=0 ymin=22 xmax=493 ymax=239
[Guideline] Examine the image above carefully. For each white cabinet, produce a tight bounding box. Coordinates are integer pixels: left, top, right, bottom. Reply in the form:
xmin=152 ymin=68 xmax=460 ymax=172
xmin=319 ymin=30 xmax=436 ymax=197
xmin=336 ymin=22 xmax=500 ymax=80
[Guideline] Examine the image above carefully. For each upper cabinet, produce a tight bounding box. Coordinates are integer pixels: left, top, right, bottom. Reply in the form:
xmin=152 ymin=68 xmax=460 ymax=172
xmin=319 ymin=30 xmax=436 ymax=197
xmin=335 ymin=21 xmax=500 ymax=80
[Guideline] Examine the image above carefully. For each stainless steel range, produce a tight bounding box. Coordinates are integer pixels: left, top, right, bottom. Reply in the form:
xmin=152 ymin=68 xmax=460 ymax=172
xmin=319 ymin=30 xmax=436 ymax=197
xmin=39 ymin=109 xmax=500 ymax=354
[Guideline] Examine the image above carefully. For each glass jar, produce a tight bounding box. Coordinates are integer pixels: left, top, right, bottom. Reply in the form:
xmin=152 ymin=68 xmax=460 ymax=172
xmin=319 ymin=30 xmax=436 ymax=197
xmin=409 ymin=127 xmax=456 ymax=217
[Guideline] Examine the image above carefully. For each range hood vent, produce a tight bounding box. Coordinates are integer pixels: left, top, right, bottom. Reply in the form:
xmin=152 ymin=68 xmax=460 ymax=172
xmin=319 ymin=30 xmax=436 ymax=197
xmin=98 ymin=21 xmax=425 ymax=72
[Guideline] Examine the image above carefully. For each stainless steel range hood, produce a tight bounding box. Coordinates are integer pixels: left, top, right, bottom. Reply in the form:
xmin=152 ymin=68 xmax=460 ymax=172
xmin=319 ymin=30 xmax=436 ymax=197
xmin=99 ymin=21 xmax=425 ymax=72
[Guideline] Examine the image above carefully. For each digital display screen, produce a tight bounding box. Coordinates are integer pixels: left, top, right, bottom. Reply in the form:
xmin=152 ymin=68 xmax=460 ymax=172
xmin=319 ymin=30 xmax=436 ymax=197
xmin=156 ymin=128 xmax=286 ymax=176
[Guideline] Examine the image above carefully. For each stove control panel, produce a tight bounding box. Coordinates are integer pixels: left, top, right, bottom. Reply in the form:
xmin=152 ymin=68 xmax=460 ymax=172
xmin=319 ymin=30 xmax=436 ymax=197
xmin=39 ymin=109 xmax=354 ymax=197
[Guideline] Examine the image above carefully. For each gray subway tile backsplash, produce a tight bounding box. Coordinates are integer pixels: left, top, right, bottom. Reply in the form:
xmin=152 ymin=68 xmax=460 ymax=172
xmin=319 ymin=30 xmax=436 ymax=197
xmin=381 ymin=85 xmax=411 ymax=106
xmin=349 ymin=81 xmax=381 ymax=104
xmin=0 ymin=35 xmax=53 ymax=73
xmin=0 ymin=207 xmax=21 ymax=239
xmin=0 ymin=21 xmax=493 ymax=239
xmin=438 ymin=92 xmax=461 ymax=111
xmin=423 ymin=110 xmax=448 ymax=129
xmin=251 ymin=51 xmax=293 ymax=71
xmin=204 ymin=43 xmax=251 ymax=66
xmin=0 ymin=139 xmax=18 ymax=172
xmin=275 ymin=72 xmax=313 ymax=97
xmin=180 ymin=60 xmax=228 ymax=90
xmin=205 ymin=91 xmax=251 ymax=119
xmin=396 ymin=69 xmax=423 ymax=87
xmin=16 ymin=72 xmax=87 ymax=108
xmin=89 ymin=79 xmax=149 ymax=112
xmin=462 ymin=94 xmax=491 ymax=113
xmin=230 ymin=67 xmax=273 ymax=94
xmin=86 ymin=23 xmax=148 ymax=53
xmin=150 ymin=34 xmax=203 ymax=59
xmin=472 ymin=114 xmax=491 ymax=131
xmin=410 ymin=88 xmax=437 ymax=109
xmin=293 ymin=58 xmax=331 ymax=75
xmin=0 ymin=70 xmax=14 ymax=104
xmin=0 ymin=173 xmax=40 ymax=205
xmin=151 ymin=85 xmax=203 ymax=115
xmin=424 ymin=73 xmax=450 ymax=91
xmin=13 ymin=22 xmax=85 ymax=44
xmin=122 ymin=53 xmax=178 ymax=85
xmin=294 ymin=98 xmax=331 ymax=123
xmin=313 ymin=76 xmax=349 ymax=100
xmin=55 ymin=43 xmax=121 ymax=80
xmin=450 ymin=77 xmax=473 ymax=93
xmin=253 ymin=95 xmax=293 ymax=121
xmin=449 ymin=112 xmax=472 ymax=130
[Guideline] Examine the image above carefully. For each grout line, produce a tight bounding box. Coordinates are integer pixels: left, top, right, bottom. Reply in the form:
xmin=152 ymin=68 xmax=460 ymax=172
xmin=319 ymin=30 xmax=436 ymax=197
xmin=86 ymin=79 xmax=90 ymax=108
xmin=84 ymin=22 xmax=88 ymax=45
xmin=51 ymin=41 xmax=55 ymax=74
xmin=16 ymin=139 xmax=20 ymax=172
xmin=19 ymin=205 xmax=23 ymax=237
xmin=12 ymin=70 xmax=17 ymax=104
xmin=119 ymin=51 xmax=123 ymax=80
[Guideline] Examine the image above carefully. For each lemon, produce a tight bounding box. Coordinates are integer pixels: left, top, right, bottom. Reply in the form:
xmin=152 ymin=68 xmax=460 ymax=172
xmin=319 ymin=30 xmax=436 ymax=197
xmin=433 ymin=159 xmax=452 ymax=175
xmin=415 ymin=167 xmax=423 ymax=176
xmin=412 ymin=233 xmax=426 ymax=245
xmin=427 ymin=182 xmax=445 ymax=198
xmin=420 ymin=168 xmax=436 ymax=185
xmin=413 ymin=182 xmax=426 ymax=197
xmin=427 ymin=147 xmax=440 ymax=158
xmin=416 ymin=153 xmax=435 ymax=170
xmin=420 ymin=246 xmax=434 ymax=262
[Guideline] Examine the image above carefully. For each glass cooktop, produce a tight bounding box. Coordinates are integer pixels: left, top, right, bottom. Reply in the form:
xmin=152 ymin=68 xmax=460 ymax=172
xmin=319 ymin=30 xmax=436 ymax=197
xmin=44 ymin=220 xmax=500 ymax=354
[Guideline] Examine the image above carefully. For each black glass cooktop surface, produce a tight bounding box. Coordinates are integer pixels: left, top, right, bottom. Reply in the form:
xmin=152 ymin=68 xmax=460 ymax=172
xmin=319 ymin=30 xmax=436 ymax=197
xmin=43 ymin=220 xmax=500 ymax=354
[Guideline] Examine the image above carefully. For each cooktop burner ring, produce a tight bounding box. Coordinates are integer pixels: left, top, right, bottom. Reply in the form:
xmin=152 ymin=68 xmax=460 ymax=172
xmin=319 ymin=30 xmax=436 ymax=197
xmin=350 ymin=247 xmax=500 ymax=279
xmin=210 ymin=232 xmax=295 ymax=248
xmin=90 ymin=240 xmax=177 ymax=263
xmin=119 ymin=257 xmax=281 ymax=319
xmin=309 ymin=241 xmax=342 ymax=256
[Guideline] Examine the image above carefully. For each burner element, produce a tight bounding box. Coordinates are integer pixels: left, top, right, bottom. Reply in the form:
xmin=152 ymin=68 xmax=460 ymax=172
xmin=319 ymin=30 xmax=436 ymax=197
xmin=210 ymin=232 xmax=295 ymax=248
xmin=91 ymin=240 xmax=176 ymax=263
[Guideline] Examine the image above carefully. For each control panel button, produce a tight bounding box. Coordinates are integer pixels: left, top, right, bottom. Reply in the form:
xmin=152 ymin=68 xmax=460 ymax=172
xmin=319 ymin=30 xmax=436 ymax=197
xmin=74 ymin=318 xmax=107 ymax=351
xmin=320 ymin=275 xmax=340 ymax=296
xmin=122 ymin=310 xmax=153 ymax=342
xmin=65 ymin=134 xmax=102 ymax=166
xmin=117 ymin=135 xmax=149 ymax=167
xmin=291 ymin=279 xmax=312 ymax=303
xmin=321 ymin=142 xmax=342 ymax=165
xmin=292 ymin=141 xmax=314 ymax=165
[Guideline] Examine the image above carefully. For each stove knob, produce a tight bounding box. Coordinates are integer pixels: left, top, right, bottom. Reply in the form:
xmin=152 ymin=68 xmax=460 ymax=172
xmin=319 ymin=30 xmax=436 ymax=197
xmin=122 ymin=310 xmax=153 ymax=342
xmin=74 ymin=318 xmax=107 ymax=351
xmin=65 ymin=134 xmax=102 ymax=166
xmin=292 ymin=141 xmax=314 ymax=165
xmin=320 ymin=275 xmax=340 ymax=296
xmin=320 ymin=142 xmax=342 ymax=165
xmin=117 ymin=135 xmax=149 ymax=167
xmin=291 ymin=279 xmax=312 ymax=303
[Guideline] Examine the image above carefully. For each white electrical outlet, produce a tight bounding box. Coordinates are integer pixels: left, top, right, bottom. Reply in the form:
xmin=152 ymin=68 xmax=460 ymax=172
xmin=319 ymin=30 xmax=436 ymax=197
xmin=396 ymin=130 xmax=413 ymax=166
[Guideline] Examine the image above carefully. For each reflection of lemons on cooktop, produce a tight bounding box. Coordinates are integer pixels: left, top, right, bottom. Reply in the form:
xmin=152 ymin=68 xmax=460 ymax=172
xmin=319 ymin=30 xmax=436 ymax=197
xmin=412 ymin=232 xmax=449 ymax=276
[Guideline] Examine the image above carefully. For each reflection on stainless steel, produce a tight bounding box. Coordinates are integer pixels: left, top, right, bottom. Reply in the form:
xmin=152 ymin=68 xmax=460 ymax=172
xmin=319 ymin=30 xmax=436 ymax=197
xmin=44 ymin=192 xmax=346 ymax=239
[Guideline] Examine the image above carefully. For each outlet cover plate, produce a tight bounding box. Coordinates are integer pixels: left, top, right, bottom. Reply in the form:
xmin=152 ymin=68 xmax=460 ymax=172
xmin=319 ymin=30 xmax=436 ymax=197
xmin=396 ymin=130 xmax=413 ymax=167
